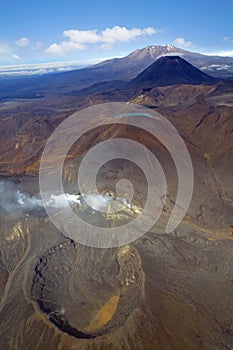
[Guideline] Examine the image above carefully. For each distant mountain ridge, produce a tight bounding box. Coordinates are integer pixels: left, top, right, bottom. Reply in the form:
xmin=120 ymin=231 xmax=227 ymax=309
xmin=93 ymin=44 xmax=233 ymax=80
xmin=0 ymin=44 xmax=233 ymax=101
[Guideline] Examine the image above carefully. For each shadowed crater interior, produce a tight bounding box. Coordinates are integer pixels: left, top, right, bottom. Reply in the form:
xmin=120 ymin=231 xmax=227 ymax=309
xmin=31 ymin=239 xmax=144 ymax=339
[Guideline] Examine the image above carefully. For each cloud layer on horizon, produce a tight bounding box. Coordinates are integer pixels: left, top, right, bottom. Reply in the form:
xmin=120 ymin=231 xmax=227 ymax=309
xmin=0 ymin=57 xmax=118 ymax=76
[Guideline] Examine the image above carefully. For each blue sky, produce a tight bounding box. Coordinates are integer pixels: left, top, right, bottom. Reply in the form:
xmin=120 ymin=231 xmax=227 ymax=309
xmin=1 ymin=0 xmax=233 ymax=68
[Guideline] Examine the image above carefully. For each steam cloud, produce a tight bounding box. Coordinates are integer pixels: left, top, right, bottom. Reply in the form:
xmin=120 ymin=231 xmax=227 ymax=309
xmin=0 ymin=181 xmax=82 ymax=215
xmin=0 ymin=181 xmax=133 ymax=216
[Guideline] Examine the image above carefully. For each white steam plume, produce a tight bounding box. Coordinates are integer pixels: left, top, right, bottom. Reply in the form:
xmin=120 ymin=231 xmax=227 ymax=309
xmin=0 ymin=181 xmax=133 ymax=216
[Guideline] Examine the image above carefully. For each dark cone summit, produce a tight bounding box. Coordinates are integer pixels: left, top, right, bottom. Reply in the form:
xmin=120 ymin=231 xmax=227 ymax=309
xmin=129 ymin=55 xmax=218 ymax=88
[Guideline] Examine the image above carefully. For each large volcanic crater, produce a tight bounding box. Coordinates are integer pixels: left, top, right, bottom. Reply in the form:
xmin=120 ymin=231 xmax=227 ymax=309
xmin=31 ymin=239 xmax=144 ymax=339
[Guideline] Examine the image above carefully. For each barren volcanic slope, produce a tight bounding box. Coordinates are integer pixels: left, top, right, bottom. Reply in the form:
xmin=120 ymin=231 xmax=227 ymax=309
xmin=0 ymin=51 xmax=233 ymax=350
xmin=128 ymin=56 xmax=218 ymax=88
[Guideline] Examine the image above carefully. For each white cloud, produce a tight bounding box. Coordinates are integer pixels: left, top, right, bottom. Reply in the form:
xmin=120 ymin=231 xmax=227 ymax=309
xmin=100 ymin=26 xmax=156 ymax=49
xmin=63 ymin=29 xmax=100 ymax=44
xmin=45 ymin=29 xmax=101 ymax=54
xmin=202 ymin=50 xmax=233 ymax=57
xmin=15 ymin=37 xmax=30 ymax=47
xmin=46 ymin=41 xmax=85 ymax=55
xmin=12 ymin=54 xmax=21 ymax=61
xmin=173 ymin=37 xmax=193 ymax=48
xmin=45 ymin=26 xmax=157 ymax=55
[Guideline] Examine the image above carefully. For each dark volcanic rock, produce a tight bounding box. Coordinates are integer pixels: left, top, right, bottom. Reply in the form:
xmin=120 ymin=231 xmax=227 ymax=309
xmin=128 ymin=56 xmax=219 ymax=88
